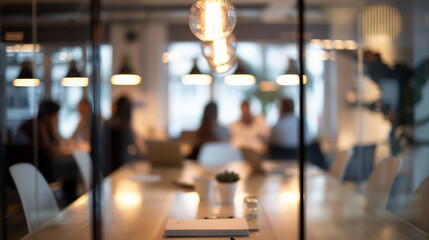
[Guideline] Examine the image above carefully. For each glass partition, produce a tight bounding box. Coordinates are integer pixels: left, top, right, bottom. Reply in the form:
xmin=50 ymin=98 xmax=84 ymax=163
xmin=306 ymin=0 xmax=429 ymax=236
xmin=0 ymin=0 xmax=94 ymax=239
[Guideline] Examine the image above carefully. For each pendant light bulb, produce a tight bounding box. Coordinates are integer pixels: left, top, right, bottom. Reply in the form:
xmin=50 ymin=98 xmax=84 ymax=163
xmin=202 ymin=34 xmax=237 ymax=71
xmin=189 ymin=0 xmax=237 ymax=41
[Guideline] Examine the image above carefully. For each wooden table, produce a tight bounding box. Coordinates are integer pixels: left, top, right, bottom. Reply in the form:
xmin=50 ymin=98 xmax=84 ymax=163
xmin=23 ymin=160 xmax=429 ymax=240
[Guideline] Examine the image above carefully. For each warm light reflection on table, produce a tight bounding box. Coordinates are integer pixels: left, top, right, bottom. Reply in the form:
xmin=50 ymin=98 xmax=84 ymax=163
xmin=22 ymin=160 xmax=429 ymax=240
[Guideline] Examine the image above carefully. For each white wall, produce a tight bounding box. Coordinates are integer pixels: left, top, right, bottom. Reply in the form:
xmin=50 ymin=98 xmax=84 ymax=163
xmin=109 ymin=21 xmax=169 ymax=141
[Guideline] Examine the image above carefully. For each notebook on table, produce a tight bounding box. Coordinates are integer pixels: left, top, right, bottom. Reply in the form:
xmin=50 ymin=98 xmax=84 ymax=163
xmin=164 ymin=218 xmax=249 ymax=237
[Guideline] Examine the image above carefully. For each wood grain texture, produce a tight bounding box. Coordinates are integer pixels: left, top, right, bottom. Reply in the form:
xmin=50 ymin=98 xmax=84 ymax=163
xmin=22 ymin=161 xmax=429 ymax=240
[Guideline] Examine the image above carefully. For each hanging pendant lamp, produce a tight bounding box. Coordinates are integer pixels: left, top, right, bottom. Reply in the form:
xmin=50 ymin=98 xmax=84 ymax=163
xmin=111 ymin=56 xmax=141 ymax=85
xmin=224 ymin=61 xmax=255 ymax=86
xmin=13 ymin=60 xmax=40 ymax=87
xmin=181 ymin=59 xmax=212 ymax=85
xmin=61 ymin=60 xmax=89 ymax=87
xmin=189 ymin=0 xmax=237 ymax=41
xmin=276 ymin=59 xmax=307 ymax=86
xmin=202 ymin=34 xmax=237 ymax=74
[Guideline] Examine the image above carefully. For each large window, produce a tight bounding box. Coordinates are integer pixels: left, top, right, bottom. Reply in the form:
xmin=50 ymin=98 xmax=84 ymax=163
xmin=167 ymin=41 xmax=325 ymax=139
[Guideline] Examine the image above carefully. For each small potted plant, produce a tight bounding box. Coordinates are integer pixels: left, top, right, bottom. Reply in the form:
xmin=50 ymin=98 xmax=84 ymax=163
xmin=216 ymin=170 xmax=240 ymax=204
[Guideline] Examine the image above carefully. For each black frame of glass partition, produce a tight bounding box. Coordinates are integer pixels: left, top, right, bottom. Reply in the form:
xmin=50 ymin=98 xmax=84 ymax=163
xmin=0 ymin=1 xmax=7 ymax=237
xmin=298 ymin=0 xmax=306 ymax=239
xmin=90 ymin=0 xmax=102 ymax=238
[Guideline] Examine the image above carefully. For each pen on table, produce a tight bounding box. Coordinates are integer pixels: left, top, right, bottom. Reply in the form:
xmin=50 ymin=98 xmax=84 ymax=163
xmin=204 ymin=216 xmax=234 ymax=219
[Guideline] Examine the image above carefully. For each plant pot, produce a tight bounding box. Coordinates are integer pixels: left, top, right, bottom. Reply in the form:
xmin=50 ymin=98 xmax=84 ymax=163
xmin=217 ymin=182 xmax=237 ymax=204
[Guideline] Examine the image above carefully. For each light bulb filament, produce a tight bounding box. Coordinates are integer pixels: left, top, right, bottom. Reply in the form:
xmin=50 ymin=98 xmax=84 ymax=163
xmin=205 ymin=0 xmax=223 ymax=40
xmin=213 ymin=37 xmax=228 ymax=65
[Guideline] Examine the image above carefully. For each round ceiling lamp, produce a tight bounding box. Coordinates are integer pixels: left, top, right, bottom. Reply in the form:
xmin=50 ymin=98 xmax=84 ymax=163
xmin=202 ymin=34 xmax=237 ymax=74
xmin=189 ymin=0 xmax=237 ymax=41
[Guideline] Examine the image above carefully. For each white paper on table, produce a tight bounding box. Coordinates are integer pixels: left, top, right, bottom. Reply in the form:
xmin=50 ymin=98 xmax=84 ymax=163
xmin=164 ymin=218 xmax=249 ymax=237
xmin=128 ymin=174 xmax=162 ymax=182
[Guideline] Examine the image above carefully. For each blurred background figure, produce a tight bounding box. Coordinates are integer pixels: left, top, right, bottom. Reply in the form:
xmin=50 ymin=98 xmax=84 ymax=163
xmin=71 ymin=98 xmax=91 ymax=143
xmin=230 ymin=100 xmax=269 ymax=154
xmin=102 ymin=96 xmax=138 ymax=175
xmin=189 ymin=102 xmax=230 ymax=159
xmin=15 ymin=100 xmax=61 ymax=182
xmin=15 ymin=100 xmax=78 ymax=204
xmin=270 ymin=98 xmax=311 ymax=149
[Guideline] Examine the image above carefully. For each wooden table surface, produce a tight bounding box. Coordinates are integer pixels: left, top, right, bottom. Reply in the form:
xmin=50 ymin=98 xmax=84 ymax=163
xmin=22 ymin=160 xmax=429 ymax=240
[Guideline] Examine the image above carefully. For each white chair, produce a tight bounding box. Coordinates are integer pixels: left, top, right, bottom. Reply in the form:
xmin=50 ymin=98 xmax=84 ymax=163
xmin=197 ymin=143 xmax=244 ymax=169
xmin=72 ymin=150 xmax=93 ymax=192
xmin=402 ymin=176 xmax=429 ymax=234
xmin=329 ymin=149 xmax=351 ymax=181
xmin=9 ymin=163 xmax=59 ymax=232
xmin=365 ymin=157 xmax=402 ymax=207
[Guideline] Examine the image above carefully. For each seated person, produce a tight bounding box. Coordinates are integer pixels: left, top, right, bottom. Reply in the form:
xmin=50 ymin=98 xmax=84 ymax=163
xmin=102 ymin=96 xmax=138 ymax=175
xmin=16 ymin=100 xmax=78 ymax=203
xmin=71 ymin=98 xmax=91 ymax=143
xmin=16 ymin=100 xmax=61 ymax=182
xmin=189 ymin=102 xmax=230 ymax=159
xmin=269 ymin=98 xmax=311 ymax=159
xmin=230 ymin=100 xmax=269 ymax=154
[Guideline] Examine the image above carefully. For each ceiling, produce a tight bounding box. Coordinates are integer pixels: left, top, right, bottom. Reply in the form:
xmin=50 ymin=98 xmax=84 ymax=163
xmin=1 ymin=0 xmax=361 ymax=24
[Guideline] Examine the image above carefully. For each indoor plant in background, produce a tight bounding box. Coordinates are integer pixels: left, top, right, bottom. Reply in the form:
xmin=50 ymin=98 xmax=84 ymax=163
xmin=216 ymin=170 xmax=240 ymax=204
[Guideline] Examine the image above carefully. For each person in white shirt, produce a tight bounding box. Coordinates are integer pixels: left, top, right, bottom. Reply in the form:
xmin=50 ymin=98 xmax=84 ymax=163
xmin=270 ymin=98 xmax=311 ymax=148
xmin=230 ymin=101 xmax=270 ymax=154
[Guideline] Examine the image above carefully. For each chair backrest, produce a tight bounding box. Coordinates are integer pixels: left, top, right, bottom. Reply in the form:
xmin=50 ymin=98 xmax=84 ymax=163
xmin=72 ymin=150 xmax=93 ymax=191
xmin=329 ymin=149 xmax=351 ymax=181
xmin=402 ymin=176 xmax=429 ymax=234
xmin=365 ymin=157 xmax=402 ymax=207
xmin=197 ymin=143 xmax=244 ymax=169
xmin=9 ymin=163 xmax=59 ymax=232
xmin=343 ymin=144 xmax=377 ymax=183
xmin=305 ymin=141 xmax=328 ymax=170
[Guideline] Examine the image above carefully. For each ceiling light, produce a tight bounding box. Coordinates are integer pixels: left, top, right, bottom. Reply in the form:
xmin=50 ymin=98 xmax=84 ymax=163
xmin=224 ymin=62 xmax=255 ymax=86
xmin=189 ymin=0 xmax=237 ymax=41
xmin=181 ymin=59 xmax=212 ymax=85
xmin=13 ymin=61 xmax=40 ymax=87
xmin=111 ymin=56 xmax=141 ymax=85
xmin=276 ymin=59 xmax=307 ymax=86
xmin=61 ymin=60 xmax=88 ymax=87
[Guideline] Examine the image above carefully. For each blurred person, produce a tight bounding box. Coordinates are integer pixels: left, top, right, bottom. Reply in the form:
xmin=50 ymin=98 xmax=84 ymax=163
xmin=230 ymin=100 xmax=269 ymax=154
xmin=102 ymin=96 xmax=138 ymax=174
xmin=189 ymin=102 xmax=230 ymax=159
xmin=71 ymin=98 xmax=91 ymax=143
xmin=16 ymin=100 xmax=78 ymax=203
xmin=16 ymin=100 xmax=61 ymax=181
xmin=270 ymin=98 xmax=311 ymax=148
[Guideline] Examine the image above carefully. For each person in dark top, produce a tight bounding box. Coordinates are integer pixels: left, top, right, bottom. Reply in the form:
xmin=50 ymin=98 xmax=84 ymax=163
xmin=16 ymin=100 xmax=61 ymax=182
xmin=188 ymin=102 xmax=230 ymax=159
xmin=102 ymin=96 xmax=137 ymax=175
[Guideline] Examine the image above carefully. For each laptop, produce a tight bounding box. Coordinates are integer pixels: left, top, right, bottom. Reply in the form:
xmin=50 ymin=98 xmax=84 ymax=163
xmin=146 ymin=140 xmax=184 ymax=167
xmin=240 ymin=147 xmax=264 ymax=174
